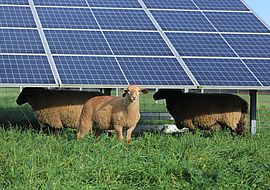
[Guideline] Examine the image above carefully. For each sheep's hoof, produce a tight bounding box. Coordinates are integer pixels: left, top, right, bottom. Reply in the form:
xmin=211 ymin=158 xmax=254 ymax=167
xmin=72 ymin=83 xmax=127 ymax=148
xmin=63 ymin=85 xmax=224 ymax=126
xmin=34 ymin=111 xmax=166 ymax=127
xmin=76 ymin=132 xmax=83 ymax=140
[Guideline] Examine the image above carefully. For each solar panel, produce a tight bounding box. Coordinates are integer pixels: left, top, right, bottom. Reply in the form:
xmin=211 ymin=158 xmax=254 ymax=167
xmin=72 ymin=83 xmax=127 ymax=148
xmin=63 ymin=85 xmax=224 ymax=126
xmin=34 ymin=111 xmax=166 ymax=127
xmin=93 ymin=9 xmax=156 ymax=30
xmin=0 ymin=29 xmax=45 ymax=54
xmin=0 ymin=0 xmax=270 ymax=89
xmin=104 ymin=31 xmax=173 ymax=56
xmin=117 ymin=57 xmax=194 ymax=85
xmin=87 ymin=0 xmax=142 ymax=8
xmin=205 ymin=12 xmax=269 ymax=33
xmin=0 ymin=0 xmax=28 ymax=5
xmin=0 ymin=55 xmax=55 ymax=84
xmin=166 ymin=32 xmax=237 ymax=57
xmin=223 ymin=34 xmax=270 ymax=58
xmin=37 ymin=7 xmax=99 ymax=29
xmin=193 ymin=0 xmax=248 ymax=11
xmin=0 ymin=6 xmax=36 ymax=28
xmin=243 ymin=59 xmax=270 ymax=86
xmin=54 ymin=56 xmax=128 ymax=85
xmin=143 ymin=0 xmax=198 ymax=10
xmin=183 ymin=58 xmax=261 ymax=86
xmin=151 ymin=10 xmax=216 ymax=32
xmin=44 ymin=30 xmax=112 ymax=55
xmin=33 ymin=0 xmax=88 ymax=7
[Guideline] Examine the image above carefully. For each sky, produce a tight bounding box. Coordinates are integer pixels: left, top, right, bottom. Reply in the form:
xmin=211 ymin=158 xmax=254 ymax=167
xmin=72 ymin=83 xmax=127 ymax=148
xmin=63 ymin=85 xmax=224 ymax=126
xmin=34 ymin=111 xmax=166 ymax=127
xmin=244 ymin=0 xmax=270 ymax=26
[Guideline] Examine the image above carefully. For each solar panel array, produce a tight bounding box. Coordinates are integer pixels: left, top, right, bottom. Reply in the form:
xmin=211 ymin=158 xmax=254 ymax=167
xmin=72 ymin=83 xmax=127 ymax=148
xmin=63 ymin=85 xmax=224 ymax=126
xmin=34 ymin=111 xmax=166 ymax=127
xmin=1 ymin=0 xmax=270 ymax=89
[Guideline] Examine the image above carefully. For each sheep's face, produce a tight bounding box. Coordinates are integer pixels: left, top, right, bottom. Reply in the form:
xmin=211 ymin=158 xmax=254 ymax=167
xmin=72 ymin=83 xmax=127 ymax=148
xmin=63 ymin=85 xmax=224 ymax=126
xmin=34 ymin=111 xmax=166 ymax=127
xmin=16 ymin=87 xmax=45 ymax=105
xmin=16 ymin=88 xmax=30 ymax=105
xmin=124 ymin=85 xmax=148 ymax=102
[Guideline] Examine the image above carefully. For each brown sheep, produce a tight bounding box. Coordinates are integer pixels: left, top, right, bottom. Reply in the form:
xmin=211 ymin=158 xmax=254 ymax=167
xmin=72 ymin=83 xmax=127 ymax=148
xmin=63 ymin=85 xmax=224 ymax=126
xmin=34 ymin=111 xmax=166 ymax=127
xmin=16 ymin=87 xmax=104 ymax=132
xmin=76 ymin=85 xmax=148 ymax=143
xmin=153 ymin=89 xmax=248 ymax=134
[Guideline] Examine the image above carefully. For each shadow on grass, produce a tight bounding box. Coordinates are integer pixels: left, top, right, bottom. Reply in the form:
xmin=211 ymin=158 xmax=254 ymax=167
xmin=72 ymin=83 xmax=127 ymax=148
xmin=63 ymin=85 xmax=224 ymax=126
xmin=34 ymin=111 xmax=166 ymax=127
xmin=0 ymin=107 xmax=38 ymax=129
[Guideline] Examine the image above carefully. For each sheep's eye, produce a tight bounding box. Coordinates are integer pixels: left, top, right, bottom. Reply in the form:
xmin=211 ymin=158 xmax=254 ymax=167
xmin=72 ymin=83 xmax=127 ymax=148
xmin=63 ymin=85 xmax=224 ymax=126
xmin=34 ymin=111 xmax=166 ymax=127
xmin=127 ymin=90 xmax=131 ymax=94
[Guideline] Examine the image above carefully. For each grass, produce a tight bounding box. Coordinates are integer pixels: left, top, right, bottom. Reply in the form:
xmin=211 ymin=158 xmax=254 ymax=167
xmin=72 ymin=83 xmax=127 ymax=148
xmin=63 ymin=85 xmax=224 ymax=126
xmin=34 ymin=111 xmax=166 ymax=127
xmin=0 ymin=88 xmax=270 ymax=189
xmin=0 ymin=127 xmax=269 ymax=189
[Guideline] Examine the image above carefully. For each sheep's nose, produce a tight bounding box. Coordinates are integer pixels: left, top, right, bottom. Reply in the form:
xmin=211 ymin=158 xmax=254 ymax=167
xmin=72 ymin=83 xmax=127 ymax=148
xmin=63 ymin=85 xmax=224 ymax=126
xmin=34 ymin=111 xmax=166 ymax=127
xmin=131 ymin=96 xmax=137 ymax=100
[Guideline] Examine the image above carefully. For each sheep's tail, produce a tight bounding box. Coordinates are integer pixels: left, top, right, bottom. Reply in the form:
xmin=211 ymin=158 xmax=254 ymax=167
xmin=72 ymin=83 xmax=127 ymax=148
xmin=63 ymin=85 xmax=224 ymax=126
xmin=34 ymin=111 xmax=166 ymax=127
xmin=76 ymin=107 xmax=93 ymax=139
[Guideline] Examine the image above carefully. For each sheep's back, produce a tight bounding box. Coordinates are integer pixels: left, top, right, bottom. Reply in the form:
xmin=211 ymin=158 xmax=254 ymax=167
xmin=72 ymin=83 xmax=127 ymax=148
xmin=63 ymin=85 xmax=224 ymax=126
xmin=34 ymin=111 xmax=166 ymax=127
xmin=29 ymin=89 xmax=103 ymax=128
xmin=167 ymin=93 xmax=245 ymax=120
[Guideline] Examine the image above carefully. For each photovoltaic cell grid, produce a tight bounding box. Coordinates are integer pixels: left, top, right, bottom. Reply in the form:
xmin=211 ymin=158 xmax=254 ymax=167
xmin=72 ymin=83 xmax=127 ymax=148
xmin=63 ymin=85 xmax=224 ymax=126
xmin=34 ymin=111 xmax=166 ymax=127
xmin=243 ymin=59 xmax=270 ymax=86
xmin=183 ymin=58 xmax=261 ymax=86
xmin=223 ymin=34 xmax=270 ymax=58
xmin=33 ymin=0 xmax=88 ymax=7
xmin=143 ymin=0 xmax=198 ymax=10
xmin=86 ymin=0 xmax=142 ymax=8
xmin=0 ymin=6 xmax=36 ymax=28
xmin=166 ymin=33 xmax=237 ymax=57
xmin=193 ymin=0 xmax=248 ymax=11
xmin=33 ymin=0 xmax=142 ymax=8
xmin=37 ymin=8 xmax=157 ymax=30
xmin=144 ymin=0 xmax=247 ymax=11
xmin=93 ymin=9 xmax=156 ymax=30
xmin=204 ymin=12 xmax=270 ymax=33
xmin=53 ymin=56 xmax=128 ymax=85
xmin=151 ymin=10 xmax=216 ymax=32
xmin=0 ymin=29 xmax=45 ymax=54
xmin=36 ymin=8 xmax=157 ymax=30
xmin=117 ymin=57 xmax=194 ymax=86
xmin=104 ymin=31 xmax=174 ymax=56
xmin=44 ymin=30 xmax=112 ymax=55
xmin=0 ymin=55 xmax=55 ymax=84
xmin=37 ymin=7 xmax=99 ymax=29
xmin=0 ymin=0 xmax=28 ymax=5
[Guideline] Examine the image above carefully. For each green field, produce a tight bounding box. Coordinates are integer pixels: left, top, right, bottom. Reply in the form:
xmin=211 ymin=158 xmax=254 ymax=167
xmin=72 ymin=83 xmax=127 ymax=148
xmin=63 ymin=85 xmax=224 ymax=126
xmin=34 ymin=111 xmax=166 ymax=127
xmin=0 ymin=88 xmax=270 ymax=189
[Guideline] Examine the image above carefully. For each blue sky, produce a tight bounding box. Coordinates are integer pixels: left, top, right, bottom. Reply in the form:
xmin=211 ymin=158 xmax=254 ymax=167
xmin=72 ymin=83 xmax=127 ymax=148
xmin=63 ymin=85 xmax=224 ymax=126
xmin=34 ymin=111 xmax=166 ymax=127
xmin=244 ymin=0 xmax=270 ymax=26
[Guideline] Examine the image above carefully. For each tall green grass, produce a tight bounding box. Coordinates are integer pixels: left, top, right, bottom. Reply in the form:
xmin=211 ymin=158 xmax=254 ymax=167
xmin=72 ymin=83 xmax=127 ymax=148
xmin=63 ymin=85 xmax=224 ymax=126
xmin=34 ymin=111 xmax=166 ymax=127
xmin=0 ymin=127 xmax=269 ymax=189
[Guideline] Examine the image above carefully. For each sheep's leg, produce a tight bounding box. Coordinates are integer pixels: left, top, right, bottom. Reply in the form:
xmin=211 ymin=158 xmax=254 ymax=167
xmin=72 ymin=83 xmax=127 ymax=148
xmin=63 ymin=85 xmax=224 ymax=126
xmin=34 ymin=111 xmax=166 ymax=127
xmin=38 ymin=122 xmax=61 ymax=136
xmin=235 ymin=113 xmax=247 ymax=135
xmin=76 ymin=119 xmax=93 ymax=139
xmin=49 ymin=123 xmax=63 ymax=136
xmin=208 ymin=122 xmax=222 ymax=131
xmin=175 ymin=120 xmax=184 ymax=129
xmin=126 ymin=126 xmax=136 ymax=144
xmin=51 ymin=128 xmax=62 ymax=136
xmin=114 ymin=125 xmax=124 ymax=141
xmin=94 ymin=128 xmax=103 ymax=139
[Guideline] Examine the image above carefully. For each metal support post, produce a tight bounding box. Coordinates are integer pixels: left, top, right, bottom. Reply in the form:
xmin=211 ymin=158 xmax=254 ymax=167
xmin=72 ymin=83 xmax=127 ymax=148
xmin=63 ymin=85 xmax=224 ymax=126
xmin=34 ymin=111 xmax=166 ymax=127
xmin=249 ymin=90 xmax=257 ymax=135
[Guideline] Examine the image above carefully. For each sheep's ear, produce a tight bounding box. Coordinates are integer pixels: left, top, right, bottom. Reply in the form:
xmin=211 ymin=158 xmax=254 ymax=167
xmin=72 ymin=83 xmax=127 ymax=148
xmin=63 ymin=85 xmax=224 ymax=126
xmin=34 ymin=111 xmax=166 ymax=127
xmin=140 ymin=88 xmax=148 ymax=94
xmin=122 ymin=89 xmax=128 ymax=97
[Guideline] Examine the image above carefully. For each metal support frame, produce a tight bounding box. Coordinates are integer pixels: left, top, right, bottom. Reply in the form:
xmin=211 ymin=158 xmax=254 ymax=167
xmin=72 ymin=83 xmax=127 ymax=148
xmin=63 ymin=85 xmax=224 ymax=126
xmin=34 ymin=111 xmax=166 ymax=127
xmin=249 ymin=90 xmax=257 ymax=135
